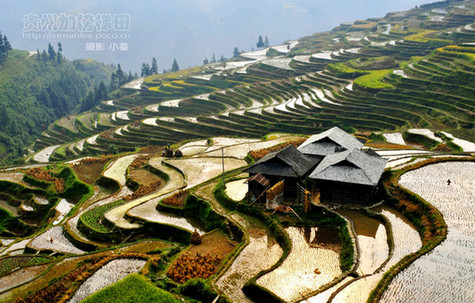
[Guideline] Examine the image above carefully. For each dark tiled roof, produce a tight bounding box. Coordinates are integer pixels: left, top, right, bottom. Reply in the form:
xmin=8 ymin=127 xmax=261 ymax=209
xmin=298 ymin=126 xmax=363 ymax=156
xmin=309 ymin=148 xmax=387 ymax=186
xmin=246 ymin=146 xmax=321 ymax=178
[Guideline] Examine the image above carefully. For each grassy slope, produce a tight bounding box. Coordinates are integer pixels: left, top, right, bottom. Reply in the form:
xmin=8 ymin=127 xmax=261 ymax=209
xmin=0 ymin=50 xmax=113 ymax=165
xmin=81 ymin=273 xmax=181 ymax=303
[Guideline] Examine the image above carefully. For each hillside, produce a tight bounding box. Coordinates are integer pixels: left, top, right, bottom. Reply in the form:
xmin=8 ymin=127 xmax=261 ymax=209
xmin=0 ymin=49 xmax=114 ymax=165
xmin=1 ymin=1 xmax=475 ymax=303
xmin=27 ymin=0 xmax=475 ymax=163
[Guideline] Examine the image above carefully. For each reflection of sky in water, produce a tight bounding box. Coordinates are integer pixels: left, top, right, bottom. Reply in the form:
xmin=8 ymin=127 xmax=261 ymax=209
xmin=306 ymin=205 xmax=422 ymax=303
xmin=338 ymin=210 xmax=389 ymax=275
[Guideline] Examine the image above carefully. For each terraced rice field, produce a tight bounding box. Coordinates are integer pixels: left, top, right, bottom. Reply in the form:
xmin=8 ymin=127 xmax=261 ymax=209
xmin=102 ymin=154 xmax=138 ymax=186
xmin=53 ymin=199 xmax=74 ymax=225
xmin=28 ymin=226 xmax=84 ymax=255
xmin=132 ymin=200 xmax=206 ymax=234
xmin=0 ymin=239 xmax=30 ymax=256
xmin=0 ymin=264 xmax=49 ymax=293
xmin=164 ymin=157 xmax=246 ymax=188
xmin=257 ymin=227 xmax=342 ymax=302
xmin=306 ymin=205 xmax=422 ymax=303
xmin=380 ymin=162 xmax=475 ymax=303
xmin=407 ymin=128 xmax=442 ymax=142
xmin=68 ymin=258 xmax=146 ymax=303
xmin=224 ymin=179 xmax=248 ymax=201
xmin=441 ymin=131 xmax=475 ymax=152
xmin=204 ymin=136 xmax=301 ymax=159
xmin=106 ymin=159 xmax=186 ymax=229
xmin=32 ymin=145 xmax=60 ymax=163
xmin=4 ymin=2 xmax=475 ymax=302
xmin=338 ymin=210 xmax=388 ymax=275
xmin=383 ymin=133 xmax=406 ymax=145
xmin=216 ymin=223 xmax=282 ymax=303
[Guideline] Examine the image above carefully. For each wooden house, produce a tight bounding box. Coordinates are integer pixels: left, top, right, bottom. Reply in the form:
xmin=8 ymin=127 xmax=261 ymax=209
xmin=245 ymin=145 xmax=321 ymax=203
xmin=308 ymin=148 xmax=386 ymax=205
xmin=246 ymin=127 xmax=387 ymax=207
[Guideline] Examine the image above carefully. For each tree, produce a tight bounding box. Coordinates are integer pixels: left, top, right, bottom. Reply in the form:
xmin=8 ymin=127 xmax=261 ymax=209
xmin=233 ymin=47 xmax=239 ymax=58
xmin=80 ymin=91 xmax=95 ymax=112
xmin=3 ymin=35 xmax=11 ymax=51
xmin=141 ymin=63 xmax=150 ymax=77
xmin=219 ymin=55 xmax=225 ymax=62
xmin=203 ymin=58 xmax=209 ymax=65
xmin=41 ymin=49 xmax=48 ymax=62
xmin=211 ymin=54 xmax=216 ymax=63
xmin=110 ymin=72 xmax=116 ymax=90
xmin=95 ymin=82 xmax=108 ymax=102
xmin=56 ymin=42 xmax=63 ymax=64
xmin=47 ymin=43 xmax=56 ymax=61
xmin=264 ymin=36 xmax=269 ymax=47
xmin=0 ymin=31 xmax=11 ymax=65
xmin=171 ymin=58 xmax=179 ymax=72
xmin=36 ymin=49 xmax=41 ymax=62
xmin=150 ymin=57 xmax=158 ymax=75
xmin=256 ymin=35 xmax=264 ymax=49
xmin=116 ymin=64 xmax=126 ymax=86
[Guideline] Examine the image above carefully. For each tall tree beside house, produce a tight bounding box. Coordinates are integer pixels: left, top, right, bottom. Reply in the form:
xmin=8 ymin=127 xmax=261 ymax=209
xmin=171 ymin=58 xmax=180 ymax=72
xmin=256 ymin=35 xmax=265 ymax=49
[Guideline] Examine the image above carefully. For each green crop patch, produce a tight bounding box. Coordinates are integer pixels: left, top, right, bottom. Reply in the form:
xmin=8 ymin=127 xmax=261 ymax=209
xmin=82 ymin=273 xmax=181 ymax=303
xmin=354 ymin=69 xmax=394 ymax=89
xmin=80 ymin=200 xmax=125 ymax=233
